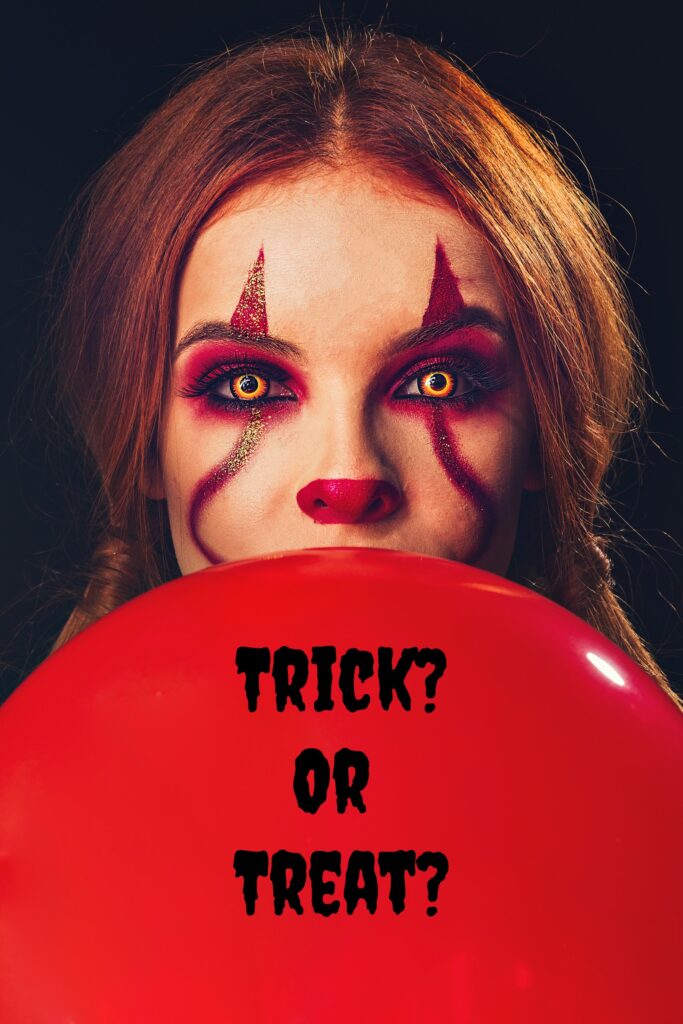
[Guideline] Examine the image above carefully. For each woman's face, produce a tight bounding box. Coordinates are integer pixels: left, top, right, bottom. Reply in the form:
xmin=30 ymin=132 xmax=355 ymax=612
xmin=159 ymin=165 xmax=541 ymax=574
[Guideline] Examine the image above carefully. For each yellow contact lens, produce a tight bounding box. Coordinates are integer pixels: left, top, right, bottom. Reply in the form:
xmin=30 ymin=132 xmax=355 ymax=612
xmin=231 ymin=373 xmax=268 ymax=401
xmin=418 ymin=370 xmax=456 ymax=398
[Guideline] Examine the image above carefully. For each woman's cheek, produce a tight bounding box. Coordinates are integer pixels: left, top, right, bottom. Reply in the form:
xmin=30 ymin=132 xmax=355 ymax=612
xmin=179 ymin=400 xmax=297 ymax=566
xmin=392 ymin=401 xmax=498 ymax=564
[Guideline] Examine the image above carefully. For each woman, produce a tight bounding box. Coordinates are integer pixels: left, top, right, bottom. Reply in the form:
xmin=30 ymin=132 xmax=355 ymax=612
xmin=47 ymin=27 xmax=680 ymax=707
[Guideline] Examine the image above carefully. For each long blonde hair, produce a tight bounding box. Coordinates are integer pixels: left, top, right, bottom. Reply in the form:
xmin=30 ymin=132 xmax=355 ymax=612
xmin=49 ymin=27 xmax=681 ymax=708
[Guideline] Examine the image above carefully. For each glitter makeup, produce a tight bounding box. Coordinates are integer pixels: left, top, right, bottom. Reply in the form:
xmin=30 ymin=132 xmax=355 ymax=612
xmin=229 ymin=245 xmax=268 ymax=336
xmin=189 ymin=407 xmax=263 ymax=564
xmin=177 ymin=343 xmax=298 ymax=419
xmin=187 ymin=245 xmax=269 ymax=561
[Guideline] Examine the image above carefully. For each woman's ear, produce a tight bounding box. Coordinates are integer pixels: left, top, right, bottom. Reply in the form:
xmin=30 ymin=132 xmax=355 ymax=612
xmin=522 ymin=434 xmax=545 ymax=492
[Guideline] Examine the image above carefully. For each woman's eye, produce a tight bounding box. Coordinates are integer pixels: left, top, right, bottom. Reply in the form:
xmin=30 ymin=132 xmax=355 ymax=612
xmin=395 ymin=367 xmax=473 ymax=400
xmin=212 ymin=371 xmax=292 ymax=402
xmin=229 ymin=372 xmax=269 ymax=401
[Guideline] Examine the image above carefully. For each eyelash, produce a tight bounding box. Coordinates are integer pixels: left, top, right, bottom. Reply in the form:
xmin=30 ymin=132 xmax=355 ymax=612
xmin=178 ymin=354 xmax=506 ymax=410
xmin=178 ymin=360 xmax=295 ymax=407
xmin=391 ymin=355 xmax=506 ymax=408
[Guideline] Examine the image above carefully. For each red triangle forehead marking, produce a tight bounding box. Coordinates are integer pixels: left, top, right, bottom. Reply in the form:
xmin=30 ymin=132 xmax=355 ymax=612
xmin=229 ymin=245 xmax=268 ymax=335
xmin=421 ymin=239 xmax=465 ymax=327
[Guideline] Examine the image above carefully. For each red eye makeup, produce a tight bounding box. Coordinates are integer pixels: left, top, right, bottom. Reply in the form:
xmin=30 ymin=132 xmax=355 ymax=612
xmin=177 ymin=342 xmax=302 ymax=418
xmin=390 ymin=345 xmax=509 ymax=411
xmin=179 ymin=353 xmax=296 ymax=408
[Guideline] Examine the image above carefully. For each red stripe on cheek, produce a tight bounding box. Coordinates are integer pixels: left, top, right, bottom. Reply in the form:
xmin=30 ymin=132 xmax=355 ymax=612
xmin=428 ymin=405 xmax=496 ymax=564
xmin=188 ymin=409 xmax=263 ymax=564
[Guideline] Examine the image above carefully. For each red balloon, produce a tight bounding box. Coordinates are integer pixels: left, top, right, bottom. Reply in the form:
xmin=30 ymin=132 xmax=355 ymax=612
xmin=1 ymin=549 xmax=682 ymax=1023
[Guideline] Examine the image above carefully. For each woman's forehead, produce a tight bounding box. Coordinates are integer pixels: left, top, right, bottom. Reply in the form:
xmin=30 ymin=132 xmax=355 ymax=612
xmin=177 ymin=166 xmax=507 ymax=342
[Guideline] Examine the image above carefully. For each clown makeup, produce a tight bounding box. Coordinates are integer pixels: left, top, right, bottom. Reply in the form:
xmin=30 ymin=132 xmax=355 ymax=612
xmin=159 ymin=165 xmax=542 ymax=574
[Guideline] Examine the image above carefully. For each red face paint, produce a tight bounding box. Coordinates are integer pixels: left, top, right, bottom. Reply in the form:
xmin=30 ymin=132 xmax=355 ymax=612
xmin=189 ymin=409 xmax=263 ymax=564
xmin=420 ymin=240 xmax=496 ymax=561
xmin=229 ymin=245 xmax=268 ymax=336
xmin=428 ymin=406 xmax=495 ymax=563
xmin=421 ymin=238 xmax=464 ymax=326
xmin=188 ymin=246 xmax=270 ymax=562
xmin=187 ymin=239 xmax=497 ymax=564
xmin=178 ymin=342 xmax=305 ymax=423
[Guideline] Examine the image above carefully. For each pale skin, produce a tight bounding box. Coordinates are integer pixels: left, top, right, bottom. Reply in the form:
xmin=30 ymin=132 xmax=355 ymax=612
xmin=157 ymin=164 xmax=543 ymax=575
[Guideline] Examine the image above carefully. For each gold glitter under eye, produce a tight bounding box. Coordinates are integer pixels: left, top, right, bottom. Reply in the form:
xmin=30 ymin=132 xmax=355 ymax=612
xmin=220 ymin=406 xmax=262 ymax=474
xmin=231 ymin=372 xmax=269 ymax=401
xmin=418 ymin=370 xmax=456 ymax=398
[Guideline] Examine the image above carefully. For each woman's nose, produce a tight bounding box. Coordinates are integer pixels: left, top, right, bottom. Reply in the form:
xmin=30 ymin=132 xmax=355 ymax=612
xmin=297 ymin=478 xmax=402 ymax=524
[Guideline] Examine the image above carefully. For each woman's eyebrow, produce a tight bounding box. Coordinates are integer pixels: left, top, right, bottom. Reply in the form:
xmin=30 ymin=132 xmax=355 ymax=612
xmin=174 ymin=306 xmax=509 ymax=362
xmin=174 ymin=320 xmax=304 ymax=361
xmin=389 ymin=306 xmax=511 ymax=352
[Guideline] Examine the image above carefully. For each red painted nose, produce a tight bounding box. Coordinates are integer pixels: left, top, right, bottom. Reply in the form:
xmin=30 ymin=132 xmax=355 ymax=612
xmin=296 ymin=479 xmax=402 ymax=525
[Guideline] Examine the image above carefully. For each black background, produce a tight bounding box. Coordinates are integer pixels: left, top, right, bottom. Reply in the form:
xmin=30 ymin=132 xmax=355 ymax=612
xmin=1 ymin=0 xmax=681 ymax=701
